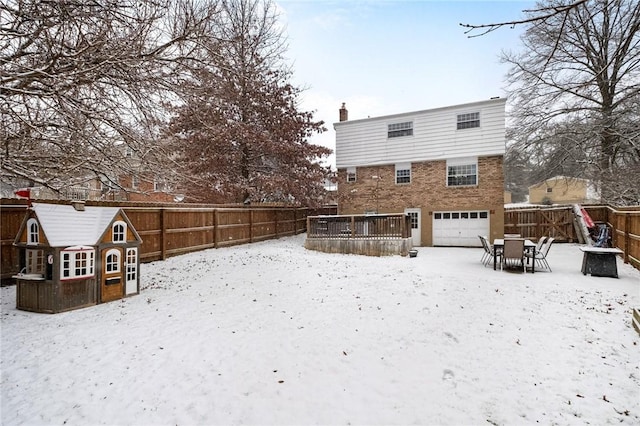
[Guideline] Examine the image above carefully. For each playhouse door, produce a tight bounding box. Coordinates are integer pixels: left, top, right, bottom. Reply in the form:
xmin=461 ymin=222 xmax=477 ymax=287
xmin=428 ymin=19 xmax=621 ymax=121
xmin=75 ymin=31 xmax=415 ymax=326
xmin=125 ymin=248 xmax=138 ymax=295
xmin=101 ymin=248 xmax=124 ymax=303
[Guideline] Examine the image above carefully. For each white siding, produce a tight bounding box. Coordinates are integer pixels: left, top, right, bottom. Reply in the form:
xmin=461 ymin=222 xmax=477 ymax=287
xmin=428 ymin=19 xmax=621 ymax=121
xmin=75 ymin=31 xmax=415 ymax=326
xmin=335 ymin=98 xmax=506 ymax=168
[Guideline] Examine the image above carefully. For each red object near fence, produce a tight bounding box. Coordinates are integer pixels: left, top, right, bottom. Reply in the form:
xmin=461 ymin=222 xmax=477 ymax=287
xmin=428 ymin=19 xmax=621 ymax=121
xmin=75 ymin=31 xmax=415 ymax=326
xmin=581 ymin=207 xmax=595 ymax=228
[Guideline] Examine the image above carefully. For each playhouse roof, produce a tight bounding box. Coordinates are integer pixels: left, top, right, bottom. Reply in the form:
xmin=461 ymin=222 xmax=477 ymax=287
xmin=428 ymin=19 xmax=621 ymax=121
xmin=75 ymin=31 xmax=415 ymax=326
xmin=32 ymin=203 xmax=122 ymax=247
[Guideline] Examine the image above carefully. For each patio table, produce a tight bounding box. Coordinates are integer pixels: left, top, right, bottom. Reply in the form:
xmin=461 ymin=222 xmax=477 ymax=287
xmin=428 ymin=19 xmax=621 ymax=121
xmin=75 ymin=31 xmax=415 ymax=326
xmin=493 ymin=238 xmax=537 ymax=273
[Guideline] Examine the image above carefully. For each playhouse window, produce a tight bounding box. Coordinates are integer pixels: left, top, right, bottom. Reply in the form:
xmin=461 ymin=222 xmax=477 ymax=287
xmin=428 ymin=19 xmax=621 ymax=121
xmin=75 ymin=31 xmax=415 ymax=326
xmin=27 ymin=219 xmax=39 ymax=245
xmin=26 ymin=249 xmax=44 ymax=274
xmin=112 ymin=221 xmax=127 ymax=243
xmin=105 ymin=249 xmax=121 ymax=273
xmin=61 ymin=248 xmax=95 ymax=280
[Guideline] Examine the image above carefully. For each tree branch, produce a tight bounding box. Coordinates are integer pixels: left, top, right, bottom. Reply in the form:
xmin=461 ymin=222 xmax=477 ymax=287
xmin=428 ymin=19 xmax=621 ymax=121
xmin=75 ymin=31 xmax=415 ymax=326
xmin=459 ymin=0 xmax=589 ymax=37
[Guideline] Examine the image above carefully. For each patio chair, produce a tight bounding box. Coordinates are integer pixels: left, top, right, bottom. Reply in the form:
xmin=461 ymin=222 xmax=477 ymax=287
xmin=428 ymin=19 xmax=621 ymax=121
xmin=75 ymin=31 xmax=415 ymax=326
xmin=525 ymin=237 xmax=555 ymax=271
xmin=535 ymin=236 xmax=548 ymax=252
xmin=524 ymin=236 xmax=547 ymax=271
xmin=479 ymin=235 xmax=501 ymax=267
xmin=502 ymin=238 xmax=525 ymax=272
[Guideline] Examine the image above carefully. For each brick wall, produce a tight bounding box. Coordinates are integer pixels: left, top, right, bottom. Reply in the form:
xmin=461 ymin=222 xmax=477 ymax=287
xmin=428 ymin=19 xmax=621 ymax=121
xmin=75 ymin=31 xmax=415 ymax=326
xmin=336 ymin=156 xmax=505 ymax=245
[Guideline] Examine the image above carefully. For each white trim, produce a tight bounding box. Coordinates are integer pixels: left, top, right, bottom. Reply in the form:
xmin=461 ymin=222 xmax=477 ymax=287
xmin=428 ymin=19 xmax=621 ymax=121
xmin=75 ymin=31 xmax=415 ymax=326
xmin=27 ymin=218 xmax=39 ymax=245
xmin=395 ymin=163 xmax=411 ymax=184
xmin=125 ymin=248 xmax=138 ymax=295
xmin=60 ymin=248 xmax=95 ymax=280
xmin=105 ymin=248 xmax=121 ymax=273
xmin=112 ymin=221 xmax=127 ymax=243
xmin=446 ymin=157 xmax=478 ymax=187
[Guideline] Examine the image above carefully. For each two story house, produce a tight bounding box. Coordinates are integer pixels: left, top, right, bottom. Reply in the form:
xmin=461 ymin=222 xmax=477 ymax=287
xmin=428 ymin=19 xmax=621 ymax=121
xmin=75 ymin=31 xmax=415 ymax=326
xmin=528 ymin=176 xmax=600 ymax=205
xmin=335 ymin=98 xmax=506 ymax=247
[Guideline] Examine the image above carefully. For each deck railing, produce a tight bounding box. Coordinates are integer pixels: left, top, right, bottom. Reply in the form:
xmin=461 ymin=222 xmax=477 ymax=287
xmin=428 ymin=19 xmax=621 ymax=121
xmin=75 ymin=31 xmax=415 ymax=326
xmin=306 ymin=213 xmax=411 ymax=239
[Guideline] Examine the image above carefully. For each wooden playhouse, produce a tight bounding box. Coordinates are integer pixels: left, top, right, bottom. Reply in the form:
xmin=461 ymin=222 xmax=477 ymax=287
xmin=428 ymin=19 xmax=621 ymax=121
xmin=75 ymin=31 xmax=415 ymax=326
xmin=13 ymin=202 xmax=142 ymax=313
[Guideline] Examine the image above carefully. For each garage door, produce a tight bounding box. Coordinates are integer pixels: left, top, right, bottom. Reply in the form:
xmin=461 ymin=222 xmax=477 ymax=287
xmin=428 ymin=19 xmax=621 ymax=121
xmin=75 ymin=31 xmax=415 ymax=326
xmin=433 ymin=210 xmax=489 ymax=247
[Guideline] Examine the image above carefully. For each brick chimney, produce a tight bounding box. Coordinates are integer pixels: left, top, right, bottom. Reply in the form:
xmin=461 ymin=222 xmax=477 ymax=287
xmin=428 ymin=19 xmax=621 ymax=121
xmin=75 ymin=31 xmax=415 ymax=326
xmin=339 ymin=103 xmax=348 ymax=122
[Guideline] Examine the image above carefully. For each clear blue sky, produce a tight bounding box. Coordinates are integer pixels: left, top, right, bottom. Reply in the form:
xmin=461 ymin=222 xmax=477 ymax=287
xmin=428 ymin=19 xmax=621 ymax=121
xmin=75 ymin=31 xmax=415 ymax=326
xmin=277 ymin=0 xmax=534 ymax=168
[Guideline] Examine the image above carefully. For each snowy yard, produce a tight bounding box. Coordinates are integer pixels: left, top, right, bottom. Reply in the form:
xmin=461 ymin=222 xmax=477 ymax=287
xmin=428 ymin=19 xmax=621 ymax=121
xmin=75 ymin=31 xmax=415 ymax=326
xmin=1 ymin=233 xmax=639 ymax=425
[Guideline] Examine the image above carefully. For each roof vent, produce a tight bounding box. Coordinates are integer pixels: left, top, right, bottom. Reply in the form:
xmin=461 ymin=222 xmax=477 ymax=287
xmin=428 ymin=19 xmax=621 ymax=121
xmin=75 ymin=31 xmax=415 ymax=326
xmin=71 ymin=200 xmax=85 ymax=211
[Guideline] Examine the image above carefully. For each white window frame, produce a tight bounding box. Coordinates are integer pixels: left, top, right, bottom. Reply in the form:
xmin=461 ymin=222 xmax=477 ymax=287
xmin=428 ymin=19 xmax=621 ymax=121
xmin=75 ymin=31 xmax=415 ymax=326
xmin=112 ymin=221 xmax=127 ymax=243
xmin=395 ymin=163 xmax=411 ymax=184
xmin=456 ymin=112 xmax=480 ymax=130
xmin=447 ymin=157 xmax=478 ymax=187
xmin=346 ymin=167 xmax=357 ymax=183
xmin=388 ymin=121 xmax=413 ymax=138
xmin=105 ymin=249 xmax=121 ymax=273
xmin=27 ymin=218 xmax=39 ymax=245
xmin=60 ymin=247 xmax=95 ymax=280
xmin=126 ymin=248 xmax=138 ymax=282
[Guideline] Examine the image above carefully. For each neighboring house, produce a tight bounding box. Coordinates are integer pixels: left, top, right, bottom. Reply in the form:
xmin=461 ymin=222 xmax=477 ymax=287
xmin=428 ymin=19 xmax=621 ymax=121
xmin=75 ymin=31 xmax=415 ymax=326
xmin=3 ymin=174 xmax=177 ymax=203
xmin=12 ymin=202 xmax=142 ymax=313
xmin=528 ymin=176 xmax=600 ymax=205
xmin=334 ymin=98 xmax=506 ymax=247
xmin=113 ymin=173 xmax=176 ymax=202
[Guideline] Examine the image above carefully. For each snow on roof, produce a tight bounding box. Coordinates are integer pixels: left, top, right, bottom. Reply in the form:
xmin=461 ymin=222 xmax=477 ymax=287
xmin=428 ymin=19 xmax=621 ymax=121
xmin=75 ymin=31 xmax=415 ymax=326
xmin=32 ymin=203 xmax=121 ymax=247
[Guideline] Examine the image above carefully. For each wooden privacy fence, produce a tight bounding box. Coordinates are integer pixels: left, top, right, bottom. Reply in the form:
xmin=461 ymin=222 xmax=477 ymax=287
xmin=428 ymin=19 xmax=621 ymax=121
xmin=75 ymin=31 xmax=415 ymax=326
xmin=504 ymin=206 xmax=577 ymax=241
xmin=1 ymin=199 xmax=314 ymax=281
xmin=505 ymin=204 xmax=640 ymax=271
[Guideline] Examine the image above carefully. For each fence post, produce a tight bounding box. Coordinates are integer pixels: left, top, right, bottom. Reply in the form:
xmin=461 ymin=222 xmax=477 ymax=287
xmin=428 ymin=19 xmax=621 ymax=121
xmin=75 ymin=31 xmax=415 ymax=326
xmin=624 ymin=212 xmax=630 ymax=264
xmin=213 ymin=209 xmax=219 ymax=248
xmin=250 ymin=209 xmax=254 ymax=243
xmin=160 ymin=208 xmax=167 ymax=260
xmin=351 ymin=216 xmax=355 ymax=238
xmin=274 ymin=208 xmax=278 ymax=238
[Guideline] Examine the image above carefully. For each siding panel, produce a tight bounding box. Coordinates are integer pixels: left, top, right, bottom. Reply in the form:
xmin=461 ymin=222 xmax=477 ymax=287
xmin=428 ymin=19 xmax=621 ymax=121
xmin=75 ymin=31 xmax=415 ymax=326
xmin=335 ymin=98 xmax=506 ymax=167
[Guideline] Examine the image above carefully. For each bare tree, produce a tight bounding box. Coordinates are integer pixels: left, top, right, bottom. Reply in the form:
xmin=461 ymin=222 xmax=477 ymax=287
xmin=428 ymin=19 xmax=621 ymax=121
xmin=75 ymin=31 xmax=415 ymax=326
xmin=1 ymin=0 xmax=219 ymax=195
xmin=482 ymin=0 xmax=639 ymax=205
xmin=166 ymin=0 xmax=331 ymax=206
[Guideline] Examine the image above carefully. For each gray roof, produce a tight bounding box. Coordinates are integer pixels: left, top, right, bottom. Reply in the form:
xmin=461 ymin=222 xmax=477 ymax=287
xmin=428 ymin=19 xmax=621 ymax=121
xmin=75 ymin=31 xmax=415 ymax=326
xmin=32 ymin=203 xmax=121 ymax=247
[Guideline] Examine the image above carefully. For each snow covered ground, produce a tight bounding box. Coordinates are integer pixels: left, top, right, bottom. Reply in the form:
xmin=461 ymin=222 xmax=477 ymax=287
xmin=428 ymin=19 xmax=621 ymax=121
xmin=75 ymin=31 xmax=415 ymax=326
xmin=2 ymin=234 xmax=639 ymax=425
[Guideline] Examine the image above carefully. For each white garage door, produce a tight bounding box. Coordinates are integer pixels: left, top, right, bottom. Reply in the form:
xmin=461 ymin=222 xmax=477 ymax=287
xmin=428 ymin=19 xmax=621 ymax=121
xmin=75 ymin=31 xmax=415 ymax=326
xmin=433 ymin=210 xmax=489 ymax=247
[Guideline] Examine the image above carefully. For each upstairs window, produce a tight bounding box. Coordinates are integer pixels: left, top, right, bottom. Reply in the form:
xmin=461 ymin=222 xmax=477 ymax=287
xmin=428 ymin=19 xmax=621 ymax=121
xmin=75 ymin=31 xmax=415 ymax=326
xmin=395 ymin=163 xmax=411 ymax=184
xmin=27 ymin=218 xmax=39 ymax=245
xmin=447 ymin=158 xmax=478 ymax=187
xmin=456 ymin=112 xmax=480 ymax=130
xmin=346 ymin=167 xmax=357 ymax=183
xmin=388 ymin=121 xmax=413 ymax=138
xmin=112 ymin=221 xmax=127 ymax=243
